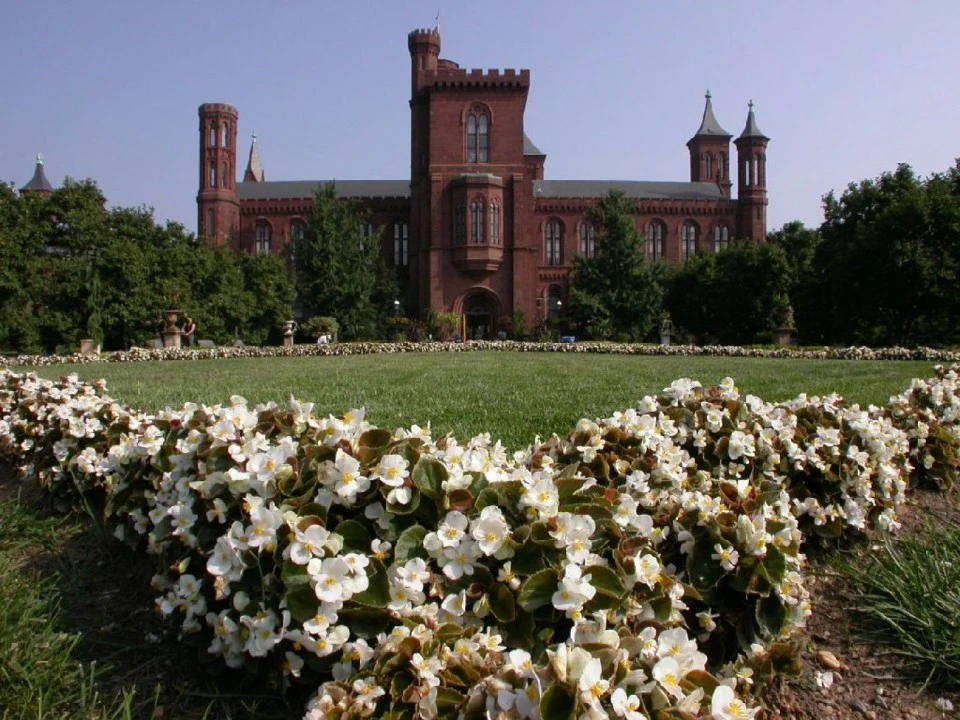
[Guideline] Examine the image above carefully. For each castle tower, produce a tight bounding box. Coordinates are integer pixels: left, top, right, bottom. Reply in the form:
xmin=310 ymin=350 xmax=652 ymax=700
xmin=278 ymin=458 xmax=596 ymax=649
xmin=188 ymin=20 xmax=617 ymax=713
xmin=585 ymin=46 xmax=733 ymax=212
xmin=686 ymin=91 xmax=732 ymax=197
xmin=734 ymin=101 xmax=769 ymax=241
xmin=197 ymin=103 xmax=239 ymax=246
xmin=243 ymin=133 xmax=265 ymax=182
xmin=20 ymin=153 xmax=54 ymax=196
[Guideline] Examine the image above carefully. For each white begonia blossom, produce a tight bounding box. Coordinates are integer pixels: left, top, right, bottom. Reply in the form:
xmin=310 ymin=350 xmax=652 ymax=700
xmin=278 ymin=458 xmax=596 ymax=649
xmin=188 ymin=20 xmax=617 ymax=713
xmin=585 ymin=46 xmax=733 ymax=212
xmin=552 ymin=563 xmax=596 ymax=611
xmin=578 ymin=657 xmax=610 ymax=710
xmin=309 ymin=556 xmax=352 ymax=603
xmin=426 ymin=510 xmax=469 ymax=551
xmin=376 ymin=453 xmax=409 ymax=487
xmin=712 ymin=543 xmax=740 ymax=572
xmin=611 ymin=688 xmax=646 ymax=720
xmin=632 ymin=552 xmax=662 ymax=588
xmin=286 ymin=523 xmax=333 ymax=565
xmin=652 ymin=656 xmax=685 ymax=699
xmin=471 ymin=505 xmax=511 ymax=556
xmin=711 ymin=683 xmax=759 ymax=719
xmin=330 ymin=448 xmax=370 ymax=500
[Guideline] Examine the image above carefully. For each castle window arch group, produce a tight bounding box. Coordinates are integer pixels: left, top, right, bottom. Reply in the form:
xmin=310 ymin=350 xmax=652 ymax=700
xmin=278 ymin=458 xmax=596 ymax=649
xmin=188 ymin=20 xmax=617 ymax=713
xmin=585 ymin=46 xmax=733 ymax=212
xmin=646 ymin=221 xmax=666 ymax=261
xmin=545 ymin=219 xmax=563 ymax=266
xmin=254 ymin=220 xmax=272 ymax=255
xmin=465 ymin=106 xmax=490 ymax=163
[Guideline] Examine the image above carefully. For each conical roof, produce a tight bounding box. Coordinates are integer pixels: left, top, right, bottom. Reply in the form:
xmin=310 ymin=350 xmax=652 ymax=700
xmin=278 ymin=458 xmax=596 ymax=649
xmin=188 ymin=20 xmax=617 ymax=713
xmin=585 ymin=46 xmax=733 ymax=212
xmin=738 ymin=101 xmax=768 ymax=140
xmin=692 ymin=91 xmax=730 ymax=138
xmin=244 ymin=133 xmax=265 ymax=182
xmin=20 ymin=153 xmax=54 ymax=193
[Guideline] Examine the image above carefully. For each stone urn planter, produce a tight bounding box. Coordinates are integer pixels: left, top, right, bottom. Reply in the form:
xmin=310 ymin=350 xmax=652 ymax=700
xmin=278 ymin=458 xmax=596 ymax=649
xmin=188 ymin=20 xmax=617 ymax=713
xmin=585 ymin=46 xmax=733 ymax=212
xmin=659 ymin=317 xmax=674 ymax=346
xmin=282 ymin=320 xmax=297 ymax=347
xmin=78 ymin=339 xmax=100 ymax=356
xmin=161 ymin=308 xmax=182 ymax=349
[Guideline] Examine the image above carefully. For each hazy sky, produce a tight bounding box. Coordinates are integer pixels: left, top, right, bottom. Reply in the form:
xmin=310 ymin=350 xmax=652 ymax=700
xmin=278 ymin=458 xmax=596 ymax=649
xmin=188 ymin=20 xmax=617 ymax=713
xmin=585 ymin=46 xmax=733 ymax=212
xmin=2 ymin=1 xmax=956 ymax=235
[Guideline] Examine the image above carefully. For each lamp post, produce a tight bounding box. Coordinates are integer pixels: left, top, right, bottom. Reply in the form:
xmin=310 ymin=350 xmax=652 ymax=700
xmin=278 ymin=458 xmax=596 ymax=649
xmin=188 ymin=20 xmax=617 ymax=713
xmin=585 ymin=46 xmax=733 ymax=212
xmin=393 ymin=299 xmax=400 ymax=316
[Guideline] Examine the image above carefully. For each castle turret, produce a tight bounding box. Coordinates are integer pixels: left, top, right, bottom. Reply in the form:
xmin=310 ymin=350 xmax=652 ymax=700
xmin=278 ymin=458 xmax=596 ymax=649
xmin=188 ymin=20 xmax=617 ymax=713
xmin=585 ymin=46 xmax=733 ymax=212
xmin=686 ymin=91 xmax=732 ymax=197
xmin=197 ymin=103 xmax=239 ymax=246
xmin=734 ymin=100 xmax=769 ymax=241
xmin=408 ymin=25 xmax=440 ymax=96
xmin=20 ymin=153 xmax=54 ymax=196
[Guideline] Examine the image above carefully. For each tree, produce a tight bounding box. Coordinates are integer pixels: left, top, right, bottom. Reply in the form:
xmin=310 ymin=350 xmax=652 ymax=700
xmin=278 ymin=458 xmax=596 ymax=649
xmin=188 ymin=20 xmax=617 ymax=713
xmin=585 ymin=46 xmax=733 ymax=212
xmin=767 ymin=221 xmax=823 ymax=344
xmin=817 ymin=163 xmax=960 ymax=346
xmin=290 ymin=183 xmax=382 ymax=340
xmin=570 ymin=191 xmax=665 ymax=341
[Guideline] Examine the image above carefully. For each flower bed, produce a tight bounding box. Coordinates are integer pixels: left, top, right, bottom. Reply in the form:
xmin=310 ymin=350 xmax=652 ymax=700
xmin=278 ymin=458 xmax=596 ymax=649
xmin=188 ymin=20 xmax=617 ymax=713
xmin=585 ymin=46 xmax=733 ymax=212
xmin=8 ymin=340 xmax=960 ymax=368
xmin=0 ymin=365 xmax=957 ymax=719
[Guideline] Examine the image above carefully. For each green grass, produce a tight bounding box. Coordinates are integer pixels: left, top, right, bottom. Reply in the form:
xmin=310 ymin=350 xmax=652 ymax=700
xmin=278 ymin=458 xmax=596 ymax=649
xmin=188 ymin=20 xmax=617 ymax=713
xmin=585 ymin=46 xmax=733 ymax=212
xmin=19 ymin=352 xmax=935 ymax=450
xmin=840 ymin=524 xmax=960 ymax=690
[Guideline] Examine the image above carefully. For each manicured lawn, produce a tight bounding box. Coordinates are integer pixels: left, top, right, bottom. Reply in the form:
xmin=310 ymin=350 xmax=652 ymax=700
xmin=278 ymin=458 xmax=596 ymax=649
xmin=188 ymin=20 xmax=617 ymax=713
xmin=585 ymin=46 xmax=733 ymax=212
xmin=22 ymin=352 xmax=936 ymax=450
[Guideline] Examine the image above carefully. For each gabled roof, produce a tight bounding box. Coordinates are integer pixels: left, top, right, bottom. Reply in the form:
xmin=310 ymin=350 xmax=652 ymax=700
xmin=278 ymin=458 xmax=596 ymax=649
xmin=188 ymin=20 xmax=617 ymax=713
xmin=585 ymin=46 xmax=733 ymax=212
xmin=20 ymin=153 xmax=54 ymax=193
xmin=237 ymin=180 xmax=410 ymax=200
xmin=692 ymin=91 xmax=731 ymax=138
xmin=533 ymin=179 xmax=726 ymax=201
xmin=738 ymin=101 xmax=768 ymax=140
xmin=523 ymin=133 xmax=544 ymax=156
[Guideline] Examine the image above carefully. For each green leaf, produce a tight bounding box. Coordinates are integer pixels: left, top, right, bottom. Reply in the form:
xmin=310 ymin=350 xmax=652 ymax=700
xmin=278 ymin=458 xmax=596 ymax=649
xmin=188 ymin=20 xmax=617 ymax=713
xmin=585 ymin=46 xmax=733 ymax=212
xmin=511 ymin=539 xmax=546 ymax=576
xmin=488 ymin=582 xmax=517 ymax=623
xmin=412 ymin=456 xmax=447 ymax=499
xmin=334 ymin=519 xmax=371 ymax=554
xmin=337 ymin=604 xmax=393 ymax=638
xmin=281 ymin=561 xmax=312 ymax=589
xmin=502 ymin=608 xmax=536 ymax=649
xmin=539 ymin=683 xmax=576 ymax=720
xmin=395 ymin=524 xmax=429 ymax=564
xmin=583 ymin=565 xmax=626 ymax=598
xmin=517 ymin=568 xmax=558 ymax=612
xmin=351 ymin=556 xmax=390 ymax=607
xmin=386 ymin=487 xmax=421 ymax=515
xmin=286 ymin=585 xmax=319 ymax=624
xmin=756 ymin=594 xmax=788 ymax=638
xmin=758 ymin=544 xmax=787 ymax=586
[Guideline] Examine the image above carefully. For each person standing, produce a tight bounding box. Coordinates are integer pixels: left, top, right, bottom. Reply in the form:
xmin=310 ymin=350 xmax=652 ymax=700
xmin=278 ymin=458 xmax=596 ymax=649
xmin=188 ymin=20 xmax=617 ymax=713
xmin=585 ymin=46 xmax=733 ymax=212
xmin=182 ymin=317 xmax=197 ymax=346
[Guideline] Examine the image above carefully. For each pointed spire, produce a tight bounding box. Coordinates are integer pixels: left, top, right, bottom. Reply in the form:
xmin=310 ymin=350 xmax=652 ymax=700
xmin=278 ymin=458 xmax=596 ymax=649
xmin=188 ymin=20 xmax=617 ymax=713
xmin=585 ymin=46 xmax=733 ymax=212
xmin=434 ymin=9 xmax=440 ymax=35
xmin=20 ymin=152 xmax=54 ymax=194
xmin=243 ymin=132 xmax=265 ymax=183
xmin=739 ymin=100 xmax=768 ymax=140
xmin=692 ymin=90 xmax=731 ymax=138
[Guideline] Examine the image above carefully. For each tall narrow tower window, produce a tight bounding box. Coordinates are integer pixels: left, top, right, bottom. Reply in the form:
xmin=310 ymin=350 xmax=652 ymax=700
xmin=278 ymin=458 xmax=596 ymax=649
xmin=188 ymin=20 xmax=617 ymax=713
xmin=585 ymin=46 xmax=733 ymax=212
xmin=206 ymin=208 xmax=215 ymax=240
xmin=209 ymin=162 xmax=216 ymax=189
xmin=646 ymin=221 xmax=665 ymax=261
xmin=470 ymin=199 xmax=485 ymax=244
xmin=254 ymin=221 xmax=272 ymax=255
xmin=680 ymin=222 xmax=698 ymax=260
xmin=490 ymin=200 xmax=501 ymax=245
xmin=221 ymin=162 xmax=228 ymax=189
xmin=208 ymin=124 xmax=217 ymax=148
xmin=466 ymin=110 xmax=490 ymax=163
xmin=705 ymin=154 xmax=713 ymax=180
xmin=545 ymin=220 xmax=562 ymax=266
xmin=221 ymin=124 xmax=229 ymax=148
xmin=289 ymin=220 xmax=306 ymax=245
xmin=393 ymin=221 xmax=409 ymax=266
xmin=713 ymin=224 xmax=730 ymax=253
xmin=718 ymin=152 xmax=726 ymax=179
xmin=579 ymin=221 xmax=596 ymax=257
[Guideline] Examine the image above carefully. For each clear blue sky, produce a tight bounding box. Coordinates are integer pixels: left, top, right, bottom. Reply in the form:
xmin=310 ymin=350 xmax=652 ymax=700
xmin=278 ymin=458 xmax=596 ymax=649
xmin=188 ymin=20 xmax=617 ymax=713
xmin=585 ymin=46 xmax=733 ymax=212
xmin=2 ymin=1 xmax=957 ymax=235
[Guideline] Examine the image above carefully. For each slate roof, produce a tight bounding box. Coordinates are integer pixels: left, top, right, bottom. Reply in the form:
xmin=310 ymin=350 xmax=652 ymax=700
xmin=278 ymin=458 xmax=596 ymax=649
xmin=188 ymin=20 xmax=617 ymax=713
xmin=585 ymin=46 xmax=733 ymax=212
xmin=523 ymin=133 xmax=544 ymax=155
xmin=21 ymin=154 xmax=54 ymax=193
xmin=692 ymin=91 xmax=731 ymax=138
xmin=237 ymin=180 xmax=410 ymax=200
xmin=533 ymin=179 xmax=725 ymax=201
xmin=739 ymin=102 xmax=768 ymax=140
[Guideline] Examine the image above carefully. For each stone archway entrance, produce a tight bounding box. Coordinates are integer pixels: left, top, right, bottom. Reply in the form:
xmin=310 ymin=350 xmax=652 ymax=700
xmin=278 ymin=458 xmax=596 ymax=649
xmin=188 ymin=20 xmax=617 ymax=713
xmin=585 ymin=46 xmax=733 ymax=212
xmin=461 ymin=291 xmax=499 ymax=341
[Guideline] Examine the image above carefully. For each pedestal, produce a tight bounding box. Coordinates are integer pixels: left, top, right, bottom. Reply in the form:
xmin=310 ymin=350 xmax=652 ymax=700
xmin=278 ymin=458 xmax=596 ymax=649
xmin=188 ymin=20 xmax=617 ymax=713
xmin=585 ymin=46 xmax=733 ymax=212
xmin=161 ymin=308 xmax=182 ymax=349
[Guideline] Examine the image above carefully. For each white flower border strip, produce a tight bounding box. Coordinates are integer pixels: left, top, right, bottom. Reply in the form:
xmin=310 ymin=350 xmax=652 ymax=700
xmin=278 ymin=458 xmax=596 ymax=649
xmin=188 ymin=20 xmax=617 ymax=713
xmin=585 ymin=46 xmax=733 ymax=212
xmin=0 ymin=365 xmax=957 ymax=720
xmin=7 ymin=340 xmax=960 ymax=368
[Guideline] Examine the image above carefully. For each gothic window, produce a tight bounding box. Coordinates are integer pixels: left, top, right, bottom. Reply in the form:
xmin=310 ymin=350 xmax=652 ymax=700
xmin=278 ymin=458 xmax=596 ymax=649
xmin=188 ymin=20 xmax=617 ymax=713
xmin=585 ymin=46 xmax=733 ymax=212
xmin=208 ymin=124 xmax=217 ymax=148
xmin=393 ymin=221 xmax=409 ymax=266
xmin=545 ymin=220 xmax=562 ymax=266
xmin=209 ymin=162 xmax=216 ymax=189
xmin=361 ymin=222 xmax=379 ymax=252
xmin=718 ymin=152 xmax=726 ymax=180
xmin=222 ymin=123 xmax=229 ymax=148
xmin=744 ymin=156 xmax=751 ymax=187
xmin=490 ymin=200 xmax=501 ymax=245
xmin=466 ymin=109 xmax=490 ymax=163
xmin=578 ymin=221 xmax=596 ymax=258
xmin=470 ymin=199 xmax=485 ymax=244
xmin=713 ymin=224 xmax=730 ymax=253
xmin=221 ymin=162 xmax=228 ymax=189
xmin=705 ymin=154 xmax=713 ymax=180
xmin=206 ymin=208 xmax=215 ymax=239
xmin=680 ymin=221 xmax=698 ymax=260
xmin=753 ymin=155 xmax=760 ymax=187
xmin=646 ymin=221 xmax=665 ymax=261
xmin=455 ymin=204 xmax=466 ymax=244
xmin=254 ymin=221 xmax=272 ymax=255
xmin=289 ymin=219 xmax=306 ymax=245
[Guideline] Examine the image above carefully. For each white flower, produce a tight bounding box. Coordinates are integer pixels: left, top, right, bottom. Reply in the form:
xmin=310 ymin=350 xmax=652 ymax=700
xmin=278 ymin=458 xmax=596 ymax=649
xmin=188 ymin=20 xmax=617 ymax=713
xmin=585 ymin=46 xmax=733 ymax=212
xmin=286 ymin=524 xmax=332 ymax=565
xmin=309 ymin=557 xmax=351 ymax=603
xmin=552 ymin=564 xmax=596 ymax=611
xmin=712 ymin=543 xmax=740 ymax=571
xmin=652 ymin=656 xmax=684 ymax=699
xmin=578 ymin=657 xmax=609 ymax=709
xmin=611 ymin=688 xmax=645 ymax=720
xmin=376 ymin=454 xmax=409 ymax=487
xmin=471 ymin=505 xmax=510 ymax=556
xmin=711 ymin=684 xmax=759 ymax=719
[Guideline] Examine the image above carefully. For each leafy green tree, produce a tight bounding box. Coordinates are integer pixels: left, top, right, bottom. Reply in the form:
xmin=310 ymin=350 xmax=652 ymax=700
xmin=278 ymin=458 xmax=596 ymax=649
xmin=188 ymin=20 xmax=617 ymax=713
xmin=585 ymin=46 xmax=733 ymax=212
xmin=817 ymin=163 xmax=960 ymax=346
xmin=570 ymin=191 xmax=665 ymax=340
xmin=767 ymin=221 xmax=823 ymax=344
xmin=290 ymin=183 xmax=381 ymax=340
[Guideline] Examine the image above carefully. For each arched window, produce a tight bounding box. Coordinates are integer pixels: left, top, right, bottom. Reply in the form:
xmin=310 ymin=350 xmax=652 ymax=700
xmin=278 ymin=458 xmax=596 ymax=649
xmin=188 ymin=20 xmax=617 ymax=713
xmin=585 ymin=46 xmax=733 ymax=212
xmin=289 ymin=219 xmax=306 ymax=245
xmin=490 ymin=200 xmax=501 ymax=245
xmin=718 ymin=152 xmax=726 ymax=180
xmin=466 ymin=109 xmax=490 ymax=163
xmin=646 ymin=221 xmax=665 ymax=261
xmin=221 ymin=162 xmax=228 ymax=189
xmin=221 ymin=123 xmax=229 ymax=148
xmin=680 ymin=221 xmax=698 ymax=260
xmin=208 ymin=124 xmax=217 ymax=148
xmin=705 ymin=154 xmax=713 ymax=180
xmin=744 ymin=156 xmax=751 ymax=187
xmin=254 ymin=221 xmax=272 ymax=255
xmin=545 ymin=220 xmax=562 ymax=266
xmin=393 ymin=221 xmax=408 ymax=266
xmin=752 ymin=155 xmax=760 ymax=187
xmin=713 ymin=224 xmax=730 ymax=253
xmin=547 ymin=286 xmax=563 ymax=320
xmin=206 ymin=208 xmax=215 ymax=240
xmin=208 ymin=162 xmax=216 ymax=189
xmin=470 ymin=199 xmax=485 ymax=244
xmin=455 ymin=204 xmax=466 ymax=244
xmin=578 ymin=221 xmax=596 ymax=258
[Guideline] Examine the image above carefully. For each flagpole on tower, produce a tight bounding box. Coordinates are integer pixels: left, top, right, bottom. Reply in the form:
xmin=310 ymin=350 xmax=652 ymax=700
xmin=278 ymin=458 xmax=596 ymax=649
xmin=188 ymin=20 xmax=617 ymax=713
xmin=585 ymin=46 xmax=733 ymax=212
xmin=434 ymin=9 xmax=440 ymax=35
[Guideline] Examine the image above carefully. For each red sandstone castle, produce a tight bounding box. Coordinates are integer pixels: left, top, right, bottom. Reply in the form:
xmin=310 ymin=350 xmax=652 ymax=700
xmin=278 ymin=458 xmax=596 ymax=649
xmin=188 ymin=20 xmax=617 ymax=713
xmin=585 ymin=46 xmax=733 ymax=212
xmin=197 ymin=26 xmax=768 ymax=336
